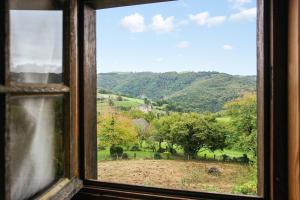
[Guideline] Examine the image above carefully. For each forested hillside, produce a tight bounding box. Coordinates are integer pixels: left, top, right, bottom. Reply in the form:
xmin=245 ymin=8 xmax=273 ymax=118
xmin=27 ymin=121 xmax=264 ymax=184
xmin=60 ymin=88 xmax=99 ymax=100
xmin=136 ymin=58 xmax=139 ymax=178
xmin=97 ymin=72 xmax=256 ymax=112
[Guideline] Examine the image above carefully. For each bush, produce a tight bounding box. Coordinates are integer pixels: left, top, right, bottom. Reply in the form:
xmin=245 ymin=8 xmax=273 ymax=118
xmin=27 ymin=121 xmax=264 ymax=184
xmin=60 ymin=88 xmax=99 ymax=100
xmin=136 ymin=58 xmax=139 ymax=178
xmin=222 ymin=154 xmax=230 ymax=162
xmin=157 ymin=147 xmax=165 ymax=153
xmin=130 ymin=145 xmax=141 ymax=151
xmin=110 ymin=145 xmax=123 ymax=158
xmin=163 ymin=152 xmax=172 ymax=160
xmin=168 ymin=147 xmax=177 ymax=155
xmin=154 ymin=152 xmax=162 ymax=159
xmin=233 ymin=181 xmax=257 ymax=195
xmin=122 ymin=153 xmax=129 ymax=160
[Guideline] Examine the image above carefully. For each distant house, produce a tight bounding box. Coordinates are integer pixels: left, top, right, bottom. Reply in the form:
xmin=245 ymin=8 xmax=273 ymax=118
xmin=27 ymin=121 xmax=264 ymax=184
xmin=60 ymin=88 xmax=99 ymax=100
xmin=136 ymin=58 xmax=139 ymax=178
xmin=138 ymin=104 xmax=152 ymax=113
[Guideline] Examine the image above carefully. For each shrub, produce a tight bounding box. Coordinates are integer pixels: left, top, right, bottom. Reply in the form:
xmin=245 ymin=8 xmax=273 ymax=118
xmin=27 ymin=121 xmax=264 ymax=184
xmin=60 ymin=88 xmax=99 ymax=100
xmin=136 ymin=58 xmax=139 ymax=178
xmin=157 ymin=147 xmax=165 ymax=153
xmin=222 ymin=154 xmax=230 ymax=162
xmin=122 ymin=153 xmax=129 ymax=160
xmin=110 ymin=145 xmax=123 ymax=158
xmin=163 ymin=152 xmax=172 ymax=160
xmin=130 ymin=145 xmax=141 ymax=151
xmin=154 ymin=152 xmax=162 ymax=159
xmin=233 ymin=181 xmax=257 ymax=195
xmin=168 ymin=147 xmax=177 ymax=155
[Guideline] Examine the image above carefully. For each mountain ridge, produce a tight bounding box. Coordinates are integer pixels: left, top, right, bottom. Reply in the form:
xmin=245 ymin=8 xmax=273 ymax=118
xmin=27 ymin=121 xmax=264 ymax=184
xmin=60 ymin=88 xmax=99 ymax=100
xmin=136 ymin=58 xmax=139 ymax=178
xmin=97 ymin=71 xmax=256 ymax=113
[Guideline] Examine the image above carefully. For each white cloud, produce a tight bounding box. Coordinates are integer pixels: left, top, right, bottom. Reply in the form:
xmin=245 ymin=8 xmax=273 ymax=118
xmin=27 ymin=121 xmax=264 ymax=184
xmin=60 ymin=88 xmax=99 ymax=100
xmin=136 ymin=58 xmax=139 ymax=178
xmin=121 ymin=13 xmax=146 ymax=33
xmin=228 ymin=0 xmax=251 ymax=10
xmin=151 ymin=14 xmax=175 ymax=33
xmin=223 ymin=44 xmax=233 ymax=50
xmin=189 ymin=12 xmax=226 ymax=28
xmin=207 ymin=16 xmax=227 ymax=27
xmin=189 ymin=12 xmax=209 ymax=26
xmin=177 ymin=41 xmax=189 ymax=49
xmin=229 ymin=8 xmax=257 ymax=22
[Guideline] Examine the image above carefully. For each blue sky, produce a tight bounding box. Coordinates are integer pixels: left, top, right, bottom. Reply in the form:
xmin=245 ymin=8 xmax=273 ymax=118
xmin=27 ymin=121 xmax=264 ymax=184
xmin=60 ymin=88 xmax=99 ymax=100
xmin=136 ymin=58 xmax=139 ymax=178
xmin=96 ymin=0 xmax=257 ymax=75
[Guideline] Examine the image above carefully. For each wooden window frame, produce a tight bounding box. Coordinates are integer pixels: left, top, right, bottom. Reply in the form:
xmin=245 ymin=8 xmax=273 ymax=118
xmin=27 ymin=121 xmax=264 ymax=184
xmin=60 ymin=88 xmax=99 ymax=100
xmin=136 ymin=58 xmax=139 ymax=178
xmin=1 ymin=0 xmax=296 ymax=199
xmin=0 ymin=1 xmax=82 ymax=200
xmin=75 ymin=0 xmax=289 ymax=199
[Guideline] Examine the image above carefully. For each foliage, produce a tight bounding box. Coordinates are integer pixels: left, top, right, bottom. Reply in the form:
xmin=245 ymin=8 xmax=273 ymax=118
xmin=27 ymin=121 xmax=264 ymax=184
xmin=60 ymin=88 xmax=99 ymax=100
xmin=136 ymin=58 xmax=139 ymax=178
xmin=224 ymin=93 xmax=257 ymax=155
xmin=98 ymin=112 xmax=138 ymax=149
xmin=233 ymin=181 xmax=257 ymax=195
xmin=130 ymin=144 xmax=141 ymax=151
xmin=110 ymin=145 xmax=124 ymax=158
xmin=154 ymin=152 xmax=162 ymax=159
xmin=98 ymin=72 xmax=256 ymax=113
xmin=148 ymin=113 xmax=227 ymax=158
xmin=117 ymin=95 xmax=123 ymax=101
xmin=122 ymin=153 xmax=129 ymax=160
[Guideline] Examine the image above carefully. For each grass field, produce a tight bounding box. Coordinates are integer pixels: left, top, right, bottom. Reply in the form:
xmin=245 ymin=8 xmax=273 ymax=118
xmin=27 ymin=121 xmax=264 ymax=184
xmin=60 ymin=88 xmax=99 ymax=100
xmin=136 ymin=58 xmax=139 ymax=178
xmin=98 ymin=160 xmax=256 ymax=194
xmin=97 ymin=148 xmax=250 ymax=161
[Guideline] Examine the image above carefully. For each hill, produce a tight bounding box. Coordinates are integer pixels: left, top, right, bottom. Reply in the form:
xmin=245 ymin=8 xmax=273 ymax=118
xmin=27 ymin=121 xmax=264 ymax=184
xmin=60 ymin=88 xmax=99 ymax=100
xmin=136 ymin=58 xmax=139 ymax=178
xmin=97 ymin=72 xmax=256 ymax=113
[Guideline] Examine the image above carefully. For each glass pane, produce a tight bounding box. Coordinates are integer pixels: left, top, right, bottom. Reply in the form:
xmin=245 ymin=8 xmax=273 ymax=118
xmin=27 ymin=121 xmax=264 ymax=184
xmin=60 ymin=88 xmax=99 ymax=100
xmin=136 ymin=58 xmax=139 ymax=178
xmin=10 ymin=10 xmax=63 ymax=83
xmin=8 ymin=96 xmax=64 ymax=200
xmin=97 ymin=0 xmax=258 ymax=196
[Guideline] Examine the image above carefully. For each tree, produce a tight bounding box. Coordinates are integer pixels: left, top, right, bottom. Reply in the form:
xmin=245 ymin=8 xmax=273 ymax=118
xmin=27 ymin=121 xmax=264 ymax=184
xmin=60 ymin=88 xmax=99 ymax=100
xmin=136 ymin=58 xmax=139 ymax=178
xmin=116 ymin=95 xmax=123 ymax=101
xmin=171 ymin=113 xmax=227 ymax=158
xmin=98 ymin=112 xmax=138 ymax=149
xmin=223 ymin=93 xmax=257 ymax=155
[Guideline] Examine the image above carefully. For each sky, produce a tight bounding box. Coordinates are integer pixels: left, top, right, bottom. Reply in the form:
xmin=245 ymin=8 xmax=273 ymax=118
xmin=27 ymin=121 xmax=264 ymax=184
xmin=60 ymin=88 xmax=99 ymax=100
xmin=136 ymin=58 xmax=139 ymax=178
xmin=97 ymin=0 xmax=257 ymax=75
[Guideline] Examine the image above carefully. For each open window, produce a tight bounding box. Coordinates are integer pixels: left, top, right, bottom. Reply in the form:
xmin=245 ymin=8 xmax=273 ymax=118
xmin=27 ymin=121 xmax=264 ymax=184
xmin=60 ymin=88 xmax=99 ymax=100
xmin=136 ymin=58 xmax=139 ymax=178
xmin=79 ymin=0 xmax=271 ymax=199
xmin=0 ymin=0 xmax=81 ymax=199
xmin=0 ymin=0 xmax=297 ymax=199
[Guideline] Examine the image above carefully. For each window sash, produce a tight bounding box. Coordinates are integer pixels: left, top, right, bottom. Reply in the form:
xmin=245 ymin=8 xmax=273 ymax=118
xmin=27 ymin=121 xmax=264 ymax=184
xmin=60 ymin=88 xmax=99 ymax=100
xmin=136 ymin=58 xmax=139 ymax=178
xmin=78 ymin=0 xmax=272 ymax=199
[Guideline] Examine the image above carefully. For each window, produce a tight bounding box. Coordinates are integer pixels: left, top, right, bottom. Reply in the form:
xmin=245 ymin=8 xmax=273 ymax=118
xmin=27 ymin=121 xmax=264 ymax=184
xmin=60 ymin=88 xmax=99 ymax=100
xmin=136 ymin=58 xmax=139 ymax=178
xmin=96 ymin=0 xmax=259 ymax=196
xmin=0 ymin=0 xmax=80 ymax=199
xmin=1 ymin=0 xmax=296 ymax=199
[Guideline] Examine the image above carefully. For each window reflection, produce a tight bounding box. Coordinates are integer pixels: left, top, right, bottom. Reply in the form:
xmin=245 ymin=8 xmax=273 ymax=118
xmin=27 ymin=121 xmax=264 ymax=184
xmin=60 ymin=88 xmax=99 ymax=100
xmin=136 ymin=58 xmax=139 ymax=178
xmin=10 ymin=10 xmax=63 ymax=83
xmin=8 ymin=96 xmax=64 ymax=200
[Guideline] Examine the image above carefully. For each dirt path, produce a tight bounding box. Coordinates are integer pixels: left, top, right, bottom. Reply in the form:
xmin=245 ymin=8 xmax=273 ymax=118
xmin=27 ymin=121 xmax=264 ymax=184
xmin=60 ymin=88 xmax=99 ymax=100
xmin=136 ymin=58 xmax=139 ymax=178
xmin=98 ymin=160 xmax=252 ymax=194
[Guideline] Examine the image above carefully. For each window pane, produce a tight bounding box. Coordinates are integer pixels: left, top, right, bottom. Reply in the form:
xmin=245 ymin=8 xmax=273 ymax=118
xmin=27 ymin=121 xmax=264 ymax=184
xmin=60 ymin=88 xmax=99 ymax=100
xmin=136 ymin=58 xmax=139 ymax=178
xmin=96 ymin=0 xmax=259 ymax=195
xmin=8 ymin=96 xmax=64 ymax=200
xmin=10 ymin=10 xmax=63 ymax=83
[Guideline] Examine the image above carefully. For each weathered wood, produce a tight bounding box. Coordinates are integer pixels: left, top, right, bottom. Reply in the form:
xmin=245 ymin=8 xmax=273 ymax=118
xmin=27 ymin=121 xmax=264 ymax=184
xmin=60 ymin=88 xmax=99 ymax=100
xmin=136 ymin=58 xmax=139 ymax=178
xmin=0 ymin=84 xmax=70 ymax=94
xmin=257 ymin=0 xmax=272 ymax=198
xmin=10 ymin=0 xmax=63 ymax=10
xmin=84 ymin=0 xmax=175 ymax=9
xmin=288 ymin=0 xmax=300 ymax=199
xmin=80 ymin=3 xmax=97 ymax=180
xmin=73 ymin=180 xmax=263 ymax=200
xmin=36 ymin=178 xmax=82 ymax=200
xmin=69 ymin=0 xmax=80 ymax=179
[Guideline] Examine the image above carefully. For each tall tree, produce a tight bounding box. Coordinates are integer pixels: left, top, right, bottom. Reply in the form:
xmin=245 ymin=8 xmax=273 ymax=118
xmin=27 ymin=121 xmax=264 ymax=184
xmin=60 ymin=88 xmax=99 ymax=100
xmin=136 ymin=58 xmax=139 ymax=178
xmin=224 ymin=93 xmax=257 ymax=155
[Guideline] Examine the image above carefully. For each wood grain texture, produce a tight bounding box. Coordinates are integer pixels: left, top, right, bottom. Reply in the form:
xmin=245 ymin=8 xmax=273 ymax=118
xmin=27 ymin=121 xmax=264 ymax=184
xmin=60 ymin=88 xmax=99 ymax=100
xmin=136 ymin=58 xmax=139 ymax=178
xmin=69 ymin=0 xmax=80 ymax=179
xmin=257 ymin=0 xmax=270 ymax=197
xmin=84 ymin=0 xmax=175 ymax=9
xmin=36 ymin=178 xmax=82 ymax=200
xmin=74 ymin=180 xmax=264 ymax=200
xmin=81 ymin=4 xmax=97 ymax=180
xmin=0 ymin=84 xmax=70 ymax=94
xmin=288 ymin=0 xmax=300 ymax=199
